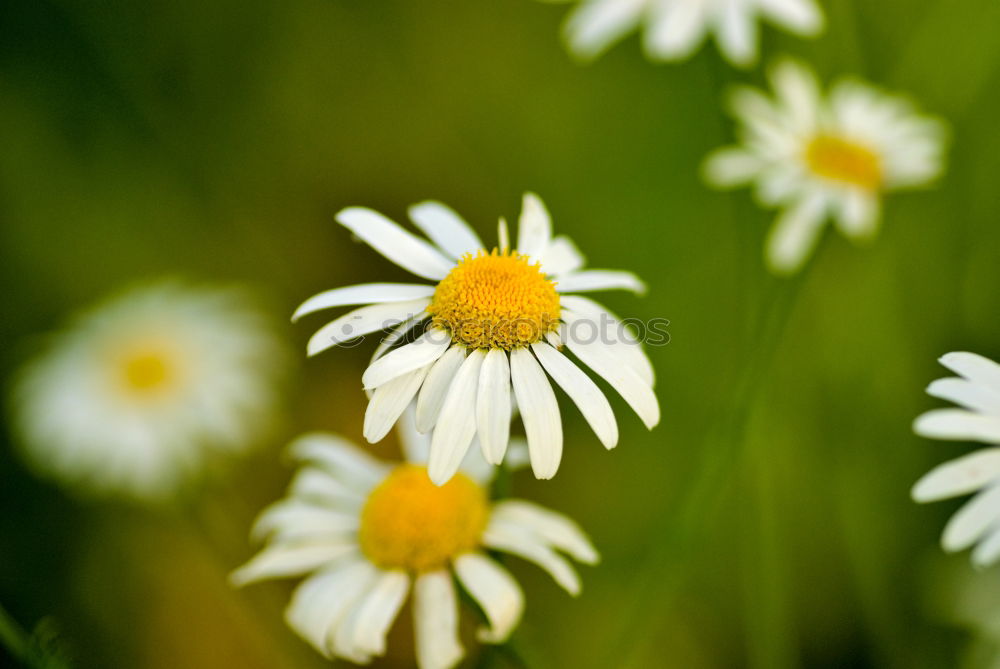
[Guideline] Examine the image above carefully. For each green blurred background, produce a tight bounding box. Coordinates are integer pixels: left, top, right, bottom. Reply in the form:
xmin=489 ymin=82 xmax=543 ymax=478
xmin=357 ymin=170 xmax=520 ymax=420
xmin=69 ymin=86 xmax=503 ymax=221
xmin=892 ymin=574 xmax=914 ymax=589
xmin=3 ymin=0 xmax=1000 ymax=666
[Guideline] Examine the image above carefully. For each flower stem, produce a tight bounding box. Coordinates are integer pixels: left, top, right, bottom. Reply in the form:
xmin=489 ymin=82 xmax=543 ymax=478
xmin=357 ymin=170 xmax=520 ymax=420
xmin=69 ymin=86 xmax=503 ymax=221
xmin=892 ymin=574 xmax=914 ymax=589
xmin=0 ymin=602 xmax=29 ymax=662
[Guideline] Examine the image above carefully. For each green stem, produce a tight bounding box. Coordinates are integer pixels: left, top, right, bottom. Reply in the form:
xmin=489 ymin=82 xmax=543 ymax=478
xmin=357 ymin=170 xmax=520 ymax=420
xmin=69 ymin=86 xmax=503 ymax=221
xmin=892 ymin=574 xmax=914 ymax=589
xmin=0 ymin=602 xmax=29 ymax=662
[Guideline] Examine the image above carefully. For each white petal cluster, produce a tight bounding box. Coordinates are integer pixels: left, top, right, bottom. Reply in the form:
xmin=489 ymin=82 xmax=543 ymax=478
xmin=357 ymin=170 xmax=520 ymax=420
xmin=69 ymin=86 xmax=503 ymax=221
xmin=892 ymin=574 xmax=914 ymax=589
xmin=542 ymin=0 xmax=823 ymax=66
xmin=912 ymin=353 xmax=1000 ymax=567
xmin=10 ymin=280 xmax=289 ymax=501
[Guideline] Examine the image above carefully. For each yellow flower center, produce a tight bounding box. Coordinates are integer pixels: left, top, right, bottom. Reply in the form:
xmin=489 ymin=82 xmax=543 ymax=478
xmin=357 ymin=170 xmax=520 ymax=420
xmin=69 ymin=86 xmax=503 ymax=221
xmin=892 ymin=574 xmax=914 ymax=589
xmin=427 ymin=249 xmax=561 ymax=350
xmin=804 ymin=135 xmax=882 ymax=190
xmin=359 ymin=464 xmax=488 ymax=572
xmin=115 ymin=342 xmax=178 ymax=397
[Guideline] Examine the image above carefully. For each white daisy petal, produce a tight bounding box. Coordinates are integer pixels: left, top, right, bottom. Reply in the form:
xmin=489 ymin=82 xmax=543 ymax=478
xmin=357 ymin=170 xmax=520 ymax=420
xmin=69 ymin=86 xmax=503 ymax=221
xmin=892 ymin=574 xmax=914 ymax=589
xmin=716 ymin=0 xmax=759 ymax=67
xmin=644 ymin=0 xmax=709 ymax=61
xmin=563 ymin=323 xmax=659 ymax=429
xmin=370 ymin=312 xmax=430 ymax=364
xmin=363 ymin=365 xmax=432 ymax=443
xmin=759 ymin=0 xmax=823 ymax=33
xmin=477 ymin=349 xmax=512 ymax=465
xmin=408 ymin=201 xmax=484 ymax=259
xmin=293 ymin=283 xmax=435 ymax=322
xmin=413 ymin=570 xmax=464 ymax=669
xmin=497 ymin=217 xmax=510 ymax=253
xmin=334 ymin=570 xmax=410 ymax=661
xmin=362 ymin=329 xmax=452 ymax=390
xmin=562 ymin=0 xmax=646 ymax=61
xmin=428 ymin=350 xmax=486 ymax=486
xmin=516 ymin=193 xmax=553 ymax=260
xmin=560 ymin=295 xmax=655 ymax=385
xmin=702 ymin=147 xmax=764 ymax=188
xmin=972 ymin=527 xmax=1000 ymax=568
xmin=540 ymin=235 xmax=585 ymax=276
xmin=397 ymin=404 xmax=432 ymax=465
xmin=336 ymin=207 xmax=453 ymax=281
xmin=532 ymin=342 xmax=618 ymax=449
xmin=230 ymin=541 xmax=356 ymax=586
xmin=284 ymin=559 xmax=376 ymax=656
xmin=556 ymin=270 xmax=647 ymax=295
xmin=288 ymin=433 xmax=390 ymax=489
xmin=509 ymin=348 xmax=563 ymax=480
xmin=287 ymin=468 xmax=363 ymax=508
xmin=491 ymin=500 xmax=600 ymax=564
xmin=250 ymin=499 xmax=359 ymax=543
xmin=416 ymin=346 xmax=468 ymax=433
xmin=482 ymin=521 xmax=582 ymax=596
xmin=307 ymin=298 xmax=431 ymax=357
xmin=768 ymin=58 xmax=821 ymax=132
xmin=912 ymin=448 xmax=1000 ymax=503
xmin=765 ymin=191 xmax=827 ymax=276
xmin=834 ymin=189 xmax=880 ymax=241
xmin=940 ymin=352 xmax=1000 ymax=392
xmin=927 ymin=378 xmax=1000 ymax=415
xmin=914 ymin=409 xmax=1000 ymax=444
xmin=453 ymin=553 xmax=524 ymax=643
xmin=942 ymin=485 xmax=1000 ymax=553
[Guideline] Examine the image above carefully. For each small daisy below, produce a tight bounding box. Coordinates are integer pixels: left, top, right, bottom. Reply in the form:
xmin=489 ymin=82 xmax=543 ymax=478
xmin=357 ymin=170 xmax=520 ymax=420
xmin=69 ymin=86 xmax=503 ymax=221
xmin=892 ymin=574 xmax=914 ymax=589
xmin=9 ymin=280 xmax=288 ymax=502
xmin=539 ymin=0 xmax=823 ymax=66
xmin=703 ymin=58 xmax=947 ymax=275
xmin=231 ymin=412 xmax=598 ymax=669
xmin=912 ymin=352 xmax=1000 ymax=567
xmin=295 ymin=193 xmax=659 ymax=485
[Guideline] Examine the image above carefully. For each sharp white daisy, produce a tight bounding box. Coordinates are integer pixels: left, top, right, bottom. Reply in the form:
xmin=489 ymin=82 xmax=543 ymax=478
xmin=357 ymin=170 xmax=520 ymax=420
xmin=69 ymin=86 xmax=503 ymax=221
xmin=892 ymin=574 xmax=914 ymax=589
xmin=295 ymin=193 xmax=659 ymax=485
xmin=540 ymin=0 xmax=823 ymax=66
xmin=703 ymin=58 xmax=947 ymax=275
xmin=912 ymin=352 xmax=1000 ymax=567
xmin=231 ymin=411 xmax=598 ymax=668
xmin=9 ymin=280 xmax=289 ymax=501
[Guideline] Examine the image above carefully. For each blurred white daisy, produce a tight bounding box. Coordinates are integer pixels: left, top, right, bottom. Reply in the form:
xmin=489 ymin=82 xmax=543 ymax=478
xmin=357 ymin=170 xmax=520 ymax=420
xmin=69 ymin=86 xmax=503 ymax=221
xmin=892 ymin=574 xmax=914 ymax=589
xmin=541 ymin=0 xmax=823 ymax=66
xmin=10 ymin=280 xmax=289 ymax=501
xmin=912 ymin=352 xmax=1000 ymax=567
xmin=231 ymin=411 xmax=597 ymax=668
xmin=295 ymin=193 xmax=658 ymax=485
xmin=704 ymin=58 xmax=947 ymax=275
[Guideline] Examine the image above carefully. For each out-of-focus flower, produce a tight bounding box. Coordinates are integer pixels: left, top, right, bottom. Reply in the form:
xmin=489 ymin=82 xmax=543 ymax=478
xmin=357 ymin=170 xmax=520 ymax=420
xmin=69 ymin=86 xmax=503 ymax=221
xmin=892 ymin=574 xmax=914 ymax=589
xmin=231 ymin=410 xmax=597 ymax=669
xmin=295 ymin=193 xmax=658 ymax=485
xmin=539 ymin=0 xmax=823 ymax=66
xmin=704 ymin=58 xmax=947 ymax=275
xmin=912 ymin=352 xmax=1000 ymax=567
xmin=9 ymin=280 xmax=289 ymax=502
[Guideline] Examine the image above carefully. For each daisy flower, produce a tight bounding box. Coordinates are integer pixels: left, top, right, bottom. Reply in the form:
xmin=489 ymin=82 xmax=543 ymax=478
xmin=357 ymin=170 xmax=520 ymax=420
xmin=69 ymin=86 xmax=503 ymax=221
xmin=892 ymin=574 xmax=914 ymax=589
xmin=231 ymin=411 xmax=598 ymax=668
xmin=703 ymin=58 xmax=947 ymax=275
xmin=9 ymin=280 xmax=289 ymax=501
xmin=540 ymin=0 xmax=823 ymax=66
xmin=295 ymin=193 xmax=658 ymax=485
xmin=912 ymin=352 xmax=1000 ymax=567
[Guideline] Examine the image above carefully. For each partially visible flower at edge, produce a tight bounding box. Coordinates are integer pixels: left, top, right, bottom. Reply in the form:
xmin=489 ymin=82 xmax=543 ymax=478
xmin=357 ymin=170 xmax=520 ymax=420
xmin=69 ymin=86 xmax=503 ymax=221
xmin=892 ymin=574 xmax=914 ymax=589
xmin=912 ymin=352 xmax=1000 ymax=567
xmin=231 ymin=410 xmax=597 ymax=669
xmin=8 ymin=279 xmax=290 ymax=502
xmin=539 ymin=0 xmax=823 ymax=67
xmin=703 ymin=57 xmax=947 ymax=275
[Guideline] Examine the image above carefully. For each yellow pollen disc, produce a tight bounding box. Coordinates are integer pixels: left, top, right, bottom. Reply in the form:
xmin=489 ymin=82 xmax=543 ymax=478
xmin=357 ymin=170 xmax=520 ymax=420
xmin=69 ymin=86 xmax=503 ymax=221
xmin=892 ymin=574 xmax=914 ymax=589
xmin=804 ymin=135 xmax=883 ymax=190
xmin=121 ymin=351 xmax=172 ymax=392
xmin=428 ymin=249 xmax=561 ymax=350
xmin=359 ymin=465 xmax=488 ymax=572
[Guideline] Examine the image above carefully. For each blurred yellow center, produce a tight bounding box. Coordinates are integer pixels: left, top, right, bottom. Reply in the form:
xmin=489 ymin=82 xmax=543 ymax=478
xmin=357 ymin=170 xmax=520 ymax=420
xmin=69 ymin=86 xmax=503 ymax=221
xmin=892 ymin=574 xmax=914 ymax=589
xmin=119 ymin=349 xmax=173 ymax=394
xmin=805 ymin=135 xmax=882 ymax=190
xmin=359 ymin=465 xmax=488 ymax=572
xmin=428 ymin=249 xmax=561 ymax=350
